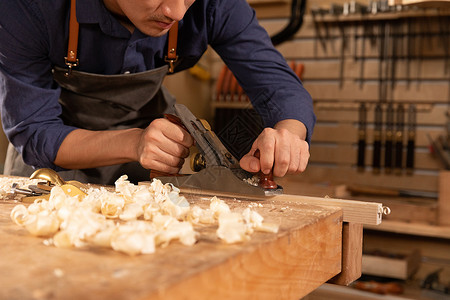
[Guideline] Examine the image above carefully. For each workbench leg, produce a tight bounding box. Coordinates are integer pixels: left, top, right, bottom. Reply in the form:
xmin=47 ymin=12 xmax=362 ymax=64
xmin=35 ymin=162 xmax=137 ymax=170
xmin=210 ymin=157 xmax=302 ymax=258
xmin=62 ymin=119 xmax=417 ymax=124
xmin=328 ymin=222 xmax=363 ymax=285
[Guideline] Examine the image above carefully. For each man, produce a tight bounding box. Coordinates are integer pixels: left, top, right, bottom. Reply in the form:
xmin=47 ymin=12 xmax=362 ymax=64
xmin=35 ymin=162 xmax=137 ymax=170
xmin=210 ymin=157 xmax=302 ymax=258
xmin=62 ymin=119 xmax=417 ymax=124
xmin=0 ymin=0 xmax=315 ymax=185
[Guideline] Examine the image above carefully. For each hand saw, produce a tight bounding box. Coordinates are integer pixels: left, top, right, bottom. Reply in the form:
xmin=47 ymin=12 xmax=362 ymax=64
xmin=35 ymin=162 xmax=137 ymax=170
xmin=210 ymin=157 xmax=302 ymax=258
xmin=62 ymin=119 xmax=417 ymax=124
xmin=154 ymin=104 xmax=283 ymax=197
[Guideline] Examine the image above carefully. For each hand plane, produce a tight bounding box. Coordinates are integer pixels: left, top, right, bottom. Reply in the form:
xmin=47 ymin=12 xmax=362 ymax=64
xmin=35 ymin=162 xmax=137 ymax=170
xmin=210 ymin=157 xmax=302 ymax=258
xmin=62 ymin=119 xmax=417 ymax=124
xmin=154 ymin=104 xmax=283 ymax=197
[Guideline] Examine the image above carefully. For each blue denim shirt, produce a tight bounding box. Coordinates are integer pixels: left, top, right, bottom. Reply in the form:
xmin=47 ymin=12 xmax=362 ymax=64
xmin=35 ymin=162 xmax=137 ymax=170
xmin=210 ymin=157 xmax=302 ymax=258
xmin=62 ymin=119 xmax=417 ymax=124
xmin=0 ymin=0 xmax=315 ymax=170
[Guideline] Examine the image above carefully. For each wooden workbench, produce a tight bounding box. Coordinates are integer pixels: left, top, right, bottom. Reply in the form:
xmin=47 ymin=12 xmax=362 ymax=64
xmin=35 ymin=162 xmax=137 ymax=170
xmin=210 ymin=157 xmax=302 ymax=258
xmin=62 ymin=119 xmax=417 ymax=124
xmin=0 ymin=177 xmax=381 ymax=299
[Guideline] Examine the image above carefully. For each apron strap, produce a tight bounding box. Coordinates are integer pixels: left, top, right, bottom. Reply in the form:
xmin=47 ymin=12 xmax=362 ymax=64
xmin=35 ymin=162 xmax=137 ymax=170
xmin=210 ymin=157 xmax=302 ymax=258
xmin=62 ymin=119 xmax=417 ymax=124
xmin=64 ymin=0 xmax=179 ymax=75
xmin=65 ymin=0 xmax=79 ymax=76
xmin=165 ymin=22 xmax=179 ymax=73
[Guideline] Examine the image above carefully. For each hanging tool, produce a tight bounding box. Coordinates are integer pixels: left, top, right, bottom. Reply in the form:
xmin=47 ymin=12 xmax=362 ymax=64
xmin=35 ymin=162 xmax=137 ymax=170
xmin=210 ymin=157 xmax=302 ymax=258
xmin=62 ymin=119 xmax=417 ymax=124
xmin=357 ymin=102 xmax=367 ymax=172
xmin=406 ymin=18 xmax=413 ymax=89
xmin=311 ymin=8 xmax=329 ymax=55
xmin=384 ymin=103 xmax=394 ymax=174
xmin=359 ymin=23 xmax=367 ymax=89
xmin=372 ymin=103 xmax=383 ymax=174
xmin=394 ymin=104 xmax=405 ymax=175
xmin=338 ymin=21 xmax=347 ymax=89
xmin=421 ymin=268 xmax=450 ymax=299
xmin=416 ymin=19 xmax=424 ymax=90
xmin=406 ymin=104 xmax=416 ymax=174
xmin=390 ymin=20 xmax=398 ymax=93
xmin=156 ymin=104 xmax=283 ymax=197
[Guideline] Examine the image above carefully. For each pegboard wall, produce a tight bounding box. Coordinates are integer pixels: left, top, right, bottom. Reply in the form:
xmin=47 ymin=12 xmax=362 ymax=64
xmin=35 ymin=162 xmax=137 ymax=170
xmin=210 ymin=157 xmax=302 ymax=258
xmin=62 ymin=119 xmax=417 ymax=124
xmin=210 ymin=3 xmax=450 ymax=195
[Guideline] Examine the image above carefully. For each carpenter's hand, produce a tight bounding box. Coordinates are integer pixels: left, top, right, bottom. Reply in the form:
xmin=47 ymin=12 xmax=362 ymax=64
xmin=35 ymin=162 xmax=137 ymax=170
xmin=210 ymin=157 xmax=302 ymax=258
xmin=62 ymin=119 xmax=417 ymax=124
xmin=137 ymin=118 xmax=194 ymax=173
xmin=239 ymin=120 xmax=310 ymax=177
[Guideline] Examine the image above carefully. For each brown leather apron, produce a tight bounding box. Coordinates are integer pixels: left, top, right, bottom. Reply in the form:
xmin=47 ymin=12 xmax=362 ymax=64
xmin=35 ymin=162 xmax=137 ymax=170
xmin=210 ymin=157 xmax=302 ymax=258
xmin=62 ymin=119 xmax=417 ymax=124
xmin=4 ymin=2 xmax=179 ymax=185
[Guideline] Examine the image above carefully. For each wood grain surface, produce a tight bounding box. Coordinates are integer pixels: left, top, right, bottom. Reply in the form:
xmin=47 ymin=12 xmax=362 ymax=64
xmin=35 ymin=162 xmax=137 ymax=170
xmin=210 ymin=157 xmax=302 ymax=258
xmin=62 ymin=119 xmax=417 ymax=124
xmin=0 ymin=192 xmax=343 ymax=300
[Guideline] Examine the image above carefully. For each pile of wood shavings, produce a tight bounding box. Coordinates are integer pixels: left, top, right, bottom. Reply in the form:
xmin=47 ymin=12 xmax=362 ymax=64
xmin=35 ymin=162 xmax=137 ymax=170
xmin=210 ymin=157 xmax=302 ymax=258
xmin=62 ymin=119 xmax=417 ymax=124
xmin=10 ymin=175 xmax=278 ymax=255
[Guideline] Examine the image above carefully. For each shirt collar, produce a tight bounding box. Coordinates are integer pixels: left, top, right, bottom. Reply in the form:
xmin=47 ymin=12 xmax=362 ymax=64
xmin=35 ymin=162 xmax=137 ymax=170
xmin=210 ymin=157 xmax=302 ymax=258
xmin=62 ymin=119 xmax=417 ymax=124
xmin=75 ymin=0 xmax=130 ymax=38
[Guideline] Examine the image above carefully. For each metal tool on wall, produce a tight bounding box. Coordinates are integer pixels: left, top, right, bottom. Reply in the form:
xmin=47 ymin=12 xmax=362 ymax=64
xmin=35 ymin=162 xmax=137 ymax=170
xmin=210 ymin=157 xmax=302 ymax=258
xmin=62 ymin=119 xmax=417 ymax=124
xmin=406 ymin=104 xmax=416 ymax=174
xmin=357 ymin=102 xmax=367 ymax=172
xmin=384 ymin=102 xmax=394 ymax=173
xmin=394 ymin=104 xmax=405 ymax=175
xmin=311 ymin=8 xmax=330 ymax=54
xmin=372 ymin=103 xmax=383 ymax=174
xmin=372 ymin=21 xmax=389 ymax=175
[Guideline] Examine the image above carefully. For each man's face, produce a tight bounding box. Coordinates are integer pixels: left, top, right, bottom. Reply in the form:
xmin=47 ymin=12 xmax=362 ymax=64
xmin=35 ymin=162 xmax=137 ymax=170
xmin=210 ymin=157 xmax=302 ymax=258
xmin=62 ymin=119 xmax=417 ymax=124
xmin=109 ymin=0 xmax=196 ymax=36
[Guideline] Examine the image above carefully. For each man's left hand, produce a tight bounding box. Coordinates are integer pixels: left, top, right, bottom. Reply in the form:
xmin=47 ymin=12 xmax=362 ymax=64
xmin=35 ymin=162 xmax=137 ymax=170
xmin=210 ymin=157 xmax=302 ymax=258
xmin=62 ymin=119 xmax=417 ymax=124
xmin=239 ymin=119 xmax=310 ymax=177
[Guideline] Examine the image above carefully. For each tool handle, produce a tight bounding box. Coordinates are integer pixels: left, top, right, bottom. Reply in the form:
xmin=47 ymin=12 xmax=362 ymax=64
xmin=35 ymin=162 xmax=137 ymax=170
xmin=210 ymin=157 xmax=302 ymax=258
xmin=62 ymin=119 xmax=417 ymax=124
xmin=357 ymin=103 xmax=367 ymax=172
xmin=395 ymin=138 xmax=403 ymax=171
xmin=406 ymin=138 xmax=415 ymax=171
xmin=384 ymin=137 xmax=393 ymax=172
xmin=254 ymin=149 xmax=278 ymax=189
xmin=357 ymin=138 xmax=366 ymax=171
xmin=164 ymin=113 xmax=188 ymax=131
xmin=372 ymin=138 xmax=381 ymax=172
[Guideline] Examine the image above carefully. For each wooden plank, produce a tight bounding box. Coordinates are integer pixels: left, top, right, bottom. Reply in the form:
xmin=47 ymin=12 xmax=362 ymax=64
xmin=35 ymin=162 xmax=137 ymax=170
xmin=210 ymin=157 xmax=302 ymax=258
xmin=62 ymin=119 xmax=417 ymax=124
xmin=178 ymin=188 xmax=383 ymax=225
xmin=310 ymin=144 xmax=441 ymax=170
xmin=308 ymin=8 xmax=450 ymax=23
xmin=328 ymin=223 xmax=363 ymax=285
xmin=361 ymin=249 xmax=421 ymax=280
xmin=304 ymin=283 xmax=408 ymax=300
xmin=341 ymin=195 xmax=438 ymax=225
xmin=251 ymin=2 xmax=291 ymax=18
xmin=365 ymin=220 xmax=450 ymax=239
xmin=298 ymin=59 xmax=450 ymax=81
xmin=396 ymin=0 xmax=450 ymax=6
xmin=312 ymin=123 xmax=445 ymax=146
xmin=315 ymin=103 xmax=446 ymax=125
xmin=304 ymin=81 xmax=450 ymax=103
xmin=439 ymin=171 xmax=450 ymax=226
xmin=296 ymin=165 xmax=439 ymax=193
xmin=210 ymin=58 xmax=450 ymax=85
xmin=0 ymin=196 xmax=343 ymax=300
xmin=275 ymin=35 xmax=448 ymax=61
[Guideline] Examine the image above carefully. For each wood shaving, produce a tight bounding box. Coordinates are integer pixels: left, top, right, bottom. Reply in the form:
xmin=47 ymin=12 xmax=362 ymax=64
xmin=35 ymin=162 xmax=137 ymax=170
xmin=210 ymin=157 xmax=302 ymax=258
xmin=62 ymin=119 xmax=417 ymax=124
xmin=9 ymin=175 xmax=279 ymax=255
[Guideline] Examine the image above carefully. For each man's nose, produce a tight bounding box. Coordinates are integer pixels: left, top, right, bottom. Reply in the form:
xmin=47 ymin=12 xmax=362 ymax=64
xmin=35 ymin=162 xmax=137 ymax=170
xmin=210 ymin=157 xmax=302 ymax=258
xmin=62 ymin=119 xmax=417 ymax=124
xmin=161 ymin=0 xmax=194 ymax=21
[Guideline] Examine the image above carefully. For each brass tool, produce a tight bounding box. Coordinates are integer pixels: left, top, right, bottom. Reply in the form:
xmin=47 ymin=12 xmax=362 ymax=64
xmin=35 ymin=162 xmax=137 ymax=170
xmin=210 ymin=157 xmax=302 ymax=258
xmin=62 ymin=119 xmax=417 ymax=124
xmin=13 ymin=168 xmax=88 ymax=203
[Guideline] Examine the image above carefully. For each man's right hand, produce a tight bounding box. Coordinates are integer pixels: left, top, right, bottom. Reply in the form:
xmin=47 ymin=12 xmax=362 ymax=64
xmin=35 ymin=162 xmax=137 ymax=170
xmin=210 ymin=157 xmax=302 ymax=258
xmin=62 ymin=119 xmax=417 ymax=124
xmin=137 ymin=118 xmax=194 ymax=174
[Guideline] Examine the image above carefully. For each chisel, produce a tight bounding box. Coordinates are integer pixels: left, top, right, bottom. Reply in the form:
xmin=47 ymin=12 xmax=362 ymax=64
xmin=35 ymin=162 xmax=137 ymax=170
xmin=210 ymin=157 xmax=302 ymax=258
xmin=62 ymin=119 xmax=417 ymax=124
xmin=357 ymin=102 xmax=367 ymax=172
xmin=394 ymin=104 xmax=405 ymax=175
xmin=406 ymin=104 xmax=416 ymax=175
xmin=372 ymin=103 xmax=382 ymax=174
xmin=384 ymin=103 xmax=394 ymax=173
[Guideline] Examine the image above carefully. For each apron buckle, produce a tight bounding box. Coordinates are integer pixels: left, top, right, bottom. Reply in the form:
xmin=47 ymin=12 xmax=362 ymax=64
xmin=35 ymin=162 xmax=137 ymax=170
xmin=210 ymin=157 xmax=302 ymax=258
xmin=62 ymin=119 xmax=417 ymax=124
xmin=64 ymin=57 xmax=79 ymax=76
xmin=164 ymin=55 xmax=178 ymax=73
